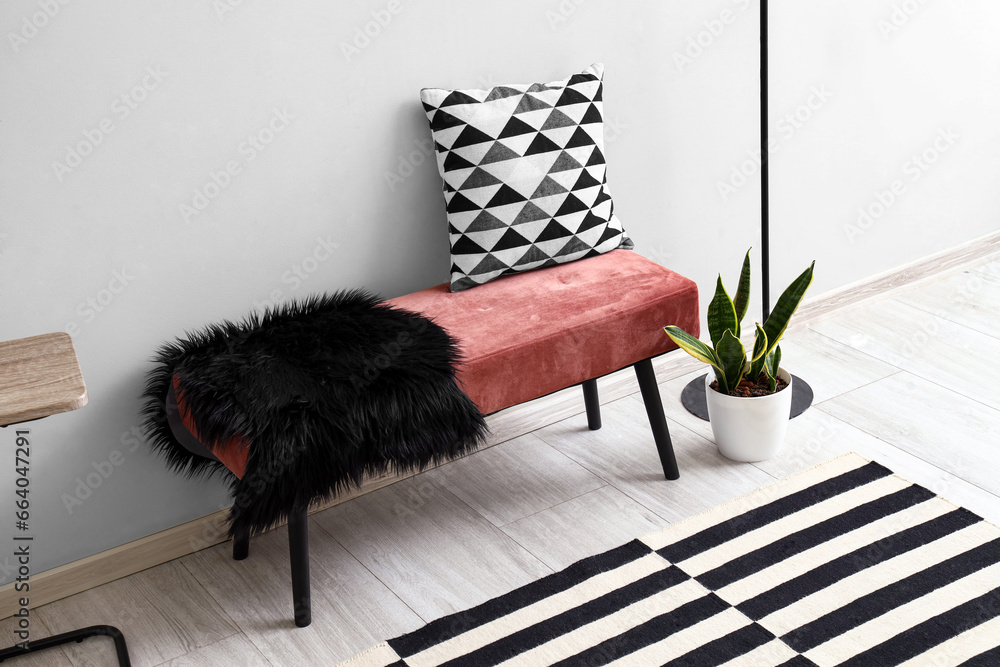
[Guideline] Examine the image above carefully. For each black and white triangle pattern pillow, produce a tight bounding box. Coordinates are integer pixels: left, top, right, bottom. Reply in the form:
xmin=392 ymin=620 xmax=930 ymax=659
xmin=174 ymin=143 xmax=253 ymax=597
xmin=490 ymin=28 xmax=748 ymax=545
xmin=421 ymin=63 xmax=633 ymax=292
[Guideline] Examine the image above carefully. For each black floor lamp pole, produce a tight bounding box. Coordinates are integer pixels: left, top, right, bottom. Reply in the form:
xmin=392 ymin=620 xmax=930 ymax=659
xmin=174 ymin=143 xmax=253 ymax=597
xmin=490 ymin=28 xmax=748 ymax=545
xmin=761 ymin=0 xmax=771 ymax=320
xmin=679 ymin=0 xmax=814 ymax=422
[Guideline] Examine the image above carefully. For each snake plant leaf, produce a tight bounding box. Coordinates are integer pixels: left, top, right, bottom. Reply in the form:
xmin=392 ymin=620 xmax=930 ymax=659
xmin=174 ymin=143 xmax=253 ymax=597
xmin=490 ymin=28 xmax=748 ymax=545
xmin=732 ymin=249 xmax=752 ymax=335
xmin=749 ymin=261 xmax=814 ymax=379
xmin=764 ymin=345 xmax=781 ymax=393
xmin=761 ymin=346 xmax=776 ymax=392
xmin=707 ymin=276 xmax=738 ymax=349
xmin=749 ymin=324 xmax=768 ymax=365
xmin=663 ymin=325 xmax=728 ymax=391
xmin=664 ymin=325 xmax=721 ymax=367
xmin=716 ymin=329 xmax=747 ymax=392
xmin=664 ymin=326 xmax=729 ymax=392
xmin=766 ymin=345 xmax=782 ymax=378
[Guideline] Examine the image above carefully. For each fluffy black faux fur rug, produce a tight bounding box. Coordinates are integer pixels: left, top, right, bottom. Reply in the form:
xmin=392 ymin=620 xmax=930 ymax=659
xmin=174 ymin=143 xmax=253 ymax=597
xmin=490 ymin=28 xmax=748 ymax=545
xmin=141 ymin=290 xmax=487 ymax=539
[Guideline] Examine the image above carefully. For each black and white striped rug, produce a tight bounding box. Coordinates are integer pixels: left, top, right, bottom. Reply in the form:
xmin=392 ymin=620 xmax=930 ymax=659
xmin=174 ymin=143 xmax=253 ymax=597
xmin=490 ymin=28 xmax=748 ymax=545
xmin=341 ymin=453 xmax=1000 ymax=666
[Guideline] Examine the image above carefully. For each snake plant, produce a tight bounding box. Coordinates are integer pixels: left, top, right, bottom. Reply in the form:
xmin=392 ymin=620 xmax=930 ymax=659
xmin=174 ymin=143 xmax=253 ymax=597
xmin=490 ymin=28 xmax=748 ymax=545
xmin=664 ymin=250 xmax=814 ymax=395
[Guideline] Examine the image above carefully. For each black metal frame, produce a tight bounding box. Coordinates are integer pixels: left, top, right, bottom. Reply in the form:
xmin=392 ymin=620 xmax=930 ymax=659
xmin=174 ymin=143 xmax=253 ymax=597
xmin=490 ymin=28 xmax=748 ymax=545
xmin=0 ymin=625 xmax=131 ymax=665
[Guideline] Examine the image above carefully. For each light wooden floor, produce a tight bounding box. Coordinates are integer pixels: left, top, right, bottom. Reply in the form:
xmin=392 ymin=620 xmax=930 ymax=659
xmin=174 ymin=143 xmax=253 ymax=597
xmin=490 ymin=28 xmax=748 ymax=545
xmin=5 ymin=257 xmax=1000 ymax=666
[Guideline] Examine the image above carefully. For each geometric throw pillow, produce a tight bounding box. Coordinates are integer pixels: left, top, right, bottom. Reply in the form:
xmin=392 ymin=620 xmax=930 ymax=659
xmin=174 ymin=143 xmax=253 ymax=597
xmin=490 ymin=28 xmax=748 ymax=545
xmin=420 ymin=63 xmax=634 ymax=291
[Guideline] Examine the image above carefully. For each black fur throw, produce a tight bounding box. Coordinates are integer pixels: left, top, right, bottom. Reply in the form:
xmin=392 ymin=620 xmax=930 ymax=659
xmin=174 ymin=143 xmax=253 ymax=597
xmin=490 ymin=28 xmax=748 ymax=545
xmin=141 ymin=290 xmax=487 ymax=539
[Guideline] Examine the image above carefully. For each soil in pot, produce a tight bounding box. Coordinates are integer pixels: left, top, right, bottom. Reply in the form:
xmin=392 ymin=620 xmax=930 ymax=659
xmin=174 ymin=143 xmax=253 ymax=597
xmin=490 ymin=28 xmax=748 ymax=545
xmin=709 ymin=375 xmax=789 ymax=398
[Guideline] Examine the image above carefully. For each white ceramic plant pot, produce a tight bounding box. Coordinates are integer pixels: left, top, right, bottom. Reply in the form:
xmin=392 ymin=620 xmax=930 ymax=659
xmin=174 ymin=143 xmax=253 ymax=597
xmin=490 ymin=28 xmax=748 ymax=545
xmin=705 ymin=368 xmax=792 ymax=462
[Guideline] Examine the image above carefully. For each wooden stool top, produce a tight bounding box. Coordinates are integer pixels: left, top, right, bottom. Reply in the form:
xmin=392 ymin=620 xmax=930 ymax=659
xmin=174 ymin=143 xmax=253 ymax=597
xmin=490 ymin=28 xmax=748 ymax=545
xmin=0 ymin=333 xmax=88 ymax=426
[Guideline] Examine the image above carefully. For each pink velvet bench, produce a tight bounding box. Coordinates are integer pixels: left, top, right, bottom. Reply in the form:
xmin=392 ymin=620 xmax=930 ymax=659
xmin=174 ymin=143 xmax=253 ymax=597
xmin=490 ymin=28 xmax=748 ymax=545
xmin=388 ymin=249 xmax=700 ymax=480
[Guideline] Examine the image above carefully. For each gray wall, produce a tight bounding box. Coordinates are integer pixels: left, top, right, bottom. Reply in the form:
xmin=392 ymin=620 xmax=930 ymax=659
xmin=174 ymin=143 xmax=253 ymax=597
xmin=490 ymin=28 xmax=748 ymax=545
xmin=768 ymin=1 xmax=1000 ymax=294
xmin=0 ymin=0 xmax=997 ymax=583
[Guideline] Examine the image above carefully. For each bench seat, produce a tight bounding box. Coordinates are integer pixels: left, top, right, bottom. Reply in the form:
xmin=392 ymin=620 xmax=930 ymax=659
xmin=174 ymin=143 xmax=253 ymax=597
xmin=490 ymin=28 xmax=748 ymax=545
xmin=388 ymin=249 xmax=700 ymax=416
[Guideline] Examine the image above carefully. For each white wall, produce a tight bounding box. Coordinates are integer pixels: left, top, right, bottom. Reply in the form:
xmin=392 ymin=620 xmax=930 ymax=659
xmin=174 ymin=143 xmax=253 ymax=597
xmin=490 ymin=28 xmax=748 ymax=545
xmin=767 ymin=0 xmax=1000 ymax=298
xmin=0 ymin=0 xmax=759 ymax=583
xmin=0 ymin=0 xmax=996 ymax=583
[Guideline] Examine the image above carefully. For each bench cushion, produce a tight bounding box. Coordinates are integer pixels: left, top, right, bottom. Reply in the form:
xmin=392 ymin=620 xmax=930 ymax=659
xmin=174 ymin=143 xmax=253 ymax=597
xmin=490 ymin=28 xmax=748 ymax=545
xmin=387 ymin=250 xmax=700 ymax=415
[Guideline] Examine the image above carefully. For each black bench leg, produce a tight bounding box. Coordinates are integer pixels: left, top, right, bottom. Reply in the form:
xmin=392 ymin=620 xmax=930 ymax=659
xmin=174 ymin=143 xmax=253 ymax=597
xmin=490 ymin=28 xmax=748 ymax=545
xmin=233 ymin=532 xmax=249 ymax=561
xmin=634 ymin=358 xmax=680 ymax=481
xmin=288 ymin=506 xmax=311 ymax=628
xmin=582 ymin=378 xmax=602 ymax=430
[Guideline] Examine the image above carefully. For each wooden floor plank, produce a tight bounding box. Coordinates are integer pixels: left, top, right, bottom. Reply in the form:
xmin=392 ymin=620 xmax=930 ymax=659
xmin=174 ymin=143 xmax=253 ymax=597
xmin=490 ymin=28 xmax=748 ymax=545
xmin=896 ymin=268 xmax=1000 ymax=341
xmin=425 ymin=432 xmax=606 ymax=527
xmin=754 ymin=406 xmax=1000 ymax=525
xmin=772 ymin=327 xmax=901 ymax=404
xmin=535 ymin=396 xmax=777 ymax=524
xmin=181 ymin=518 xmax=421 ymax=666
xmin=34 ymin=560 xmax=238 ymax=667
xmin=499 ymin=485 xmax=667 ymax=571
xmin=976 ymin=258 xmax=1000 ymax=279
xmin=810 ymin=298 xmax=1000 ymax=410
xmin=819 ymin=371 xmax=1000 ymax=505
xmin=154 ymin=633 xmax=272 ymax=667
xmin=311 ymin=476 xmax=552 ymax=623
xmin=0 ymin=613 xmax=75 ymax=666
